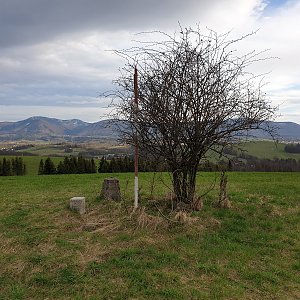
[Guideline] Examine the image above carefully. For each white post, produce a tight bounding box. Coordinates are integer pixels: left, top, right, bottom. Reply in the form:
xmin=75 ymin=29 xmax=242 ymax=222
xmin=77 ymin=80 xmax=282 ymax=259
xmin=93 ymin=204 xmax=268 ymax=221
xmin=134 ymin=176 xmax=138 ymax=209
xmin=134 ymin=66 xmax=139 ymax=209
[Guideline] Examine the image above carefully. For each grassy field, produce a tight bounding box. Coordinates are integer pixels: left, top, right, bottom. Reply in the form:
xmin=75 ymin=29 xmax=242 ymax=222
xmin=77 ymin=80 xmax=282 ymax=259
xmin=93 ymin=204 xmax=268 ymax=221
xmin=2 ymin=140 xmax=300 ymax=176
xmin=241 ymin=141 xmax=300 ymax=160
xmin=19 ymin=145 xmax=85 ymax=157
xmin=1 ymin=139 xmax=129 ymax=159
xmin=0 ymin=172 xmax=299 ymax=299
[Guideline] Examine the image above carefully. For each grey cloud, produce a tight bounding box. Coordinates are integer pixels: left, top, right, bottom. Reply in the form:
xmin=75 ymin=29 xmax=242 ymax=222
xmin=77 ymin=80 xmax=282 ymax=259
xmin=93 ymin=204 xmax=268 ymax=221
xmin=0 ymin=78 xmax=111 ymax=107
xmin=0 ymin=36 xmax=116 ymax=107
xmin=0 ymin=0 xmax=212 ymax=47
xmin=1 ymin=0 xmax=300 ymax=124
xmin=0 ymin=104 xmax=110 ymax=122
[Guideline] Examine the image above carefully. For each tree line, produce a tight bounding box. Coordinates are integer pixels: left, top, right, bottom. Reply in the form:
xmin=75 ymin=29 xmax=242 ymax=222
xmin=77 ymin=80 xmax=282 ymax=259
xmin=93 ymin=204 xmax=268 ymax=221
xmin=38 ymin=156 xmax=97 ymax=175
xmin=98 ymin=156 xmax=160 ymax=173
xmin=240 ymin=157 xmax=300 ymax=172
xmin=199 ymin=157 xmax=300 ymax=172
xmin=284 ymin=143 xmax=300 ymax=153
xmin=38 ymin=155 xmax=163 ymax=175
xmin=40 ymin=154 xmax=300 ymax=175
xmin=0 ymin=157 xmax=26 ymax=176
xmin=99 ymin=155 xmax=300 ymax=173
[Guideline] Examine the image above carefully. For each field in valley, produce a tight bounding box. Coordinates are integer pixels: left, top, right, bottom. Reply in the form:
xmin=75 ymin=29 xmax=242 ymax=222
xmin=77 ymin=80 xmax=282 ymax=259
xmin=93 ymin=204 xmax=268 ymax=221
xmin=1 ymin=140 xmax=300 ymax=177
xmin=0 ymin=172 xmax=299 ymax=299
xmin=240 ymin=141 xmax=300 ymax=160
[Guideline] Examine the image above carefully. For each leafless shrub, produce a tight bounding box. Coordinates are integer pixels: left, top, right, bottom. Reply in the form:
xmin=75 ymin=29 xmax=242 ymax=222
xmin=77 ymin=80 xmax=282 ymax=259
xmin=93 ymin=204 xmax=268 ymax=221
xmin=110 ymin=26 xmax=276 ymax=210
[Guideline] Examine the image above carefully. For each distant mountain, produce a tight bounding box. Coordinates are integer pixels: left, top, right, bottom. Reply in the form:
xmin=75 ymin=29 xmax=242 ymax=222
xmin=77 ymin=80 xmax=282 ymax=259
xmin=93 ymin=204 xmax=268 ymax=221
xmin=75 ymin=119 xmax=122 ymax=137
xmin=0 ymin=116 xmax=299 ymax=141
xmin=0 ymin=122 xmax=13 ymax=131
xmin=245 ymin=122 xmax=300 ymax=141
xmin=0 ymin=116 xmax=119 ymax=141
xmin=276 ymin=122 xmax=300 ymax=140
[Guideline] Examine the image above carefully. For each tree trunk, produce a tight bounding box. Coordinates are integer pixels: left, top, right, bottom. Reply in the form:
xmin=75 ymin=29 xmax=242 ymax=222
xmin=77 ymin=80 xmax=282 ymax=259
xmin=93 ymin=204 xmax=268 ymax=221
xmin=171 ymin=164 xmax=198 ymax=208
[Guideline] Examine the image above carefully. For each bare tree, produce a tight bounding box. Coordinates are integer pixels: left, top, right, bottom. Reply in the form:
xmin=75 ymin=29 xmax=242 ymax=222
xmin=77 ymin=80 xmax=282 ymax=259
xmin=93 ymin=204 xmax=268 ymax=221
xmin=110 ymin=27 xmax=276 ymax=208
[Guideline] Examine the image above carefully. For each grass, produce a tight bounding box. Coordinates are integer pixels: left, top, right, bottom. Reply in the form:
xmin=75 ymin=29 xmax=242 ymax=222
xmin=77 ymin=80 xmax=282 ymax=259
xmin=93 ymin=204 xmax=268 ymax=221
xmin=1 ymin=139 xmax=129 ymax=158
xmin=0 ymin=172 xmax=299 ymax=299
xmin=241 ymin=140 xmax=300 ymax=160
xmin=18 ymin=144 xmax=86 ymax=157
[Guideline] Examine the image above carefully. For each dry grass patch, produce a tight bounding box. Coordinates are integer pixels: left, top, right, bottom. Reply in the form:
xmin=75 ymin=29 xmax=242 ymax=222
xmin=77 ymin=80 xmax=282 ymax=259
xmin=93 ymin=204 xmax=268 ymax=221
xmin=132 ymin=207 xmax=168 ymax=231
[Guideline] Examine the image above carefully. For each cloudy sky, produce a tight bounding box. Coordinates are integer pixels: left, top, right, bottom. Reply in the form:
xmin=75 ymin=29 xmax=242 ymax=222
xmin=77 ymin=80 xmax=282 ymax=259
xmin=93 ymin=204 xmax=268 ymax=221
xmin=0 ymin=0 xmax=300 ymax=123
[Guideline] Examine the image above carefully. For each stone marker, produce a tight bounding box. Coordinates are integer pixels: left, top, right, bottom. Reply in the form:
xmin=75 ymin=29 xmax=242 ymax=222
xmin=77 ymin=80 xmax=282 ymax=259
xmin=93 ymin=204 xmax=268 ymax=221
xmin=101 ymin=178 xmax=121 ymax=201
xmin=70 ymin=197 xmax=86 ymax=214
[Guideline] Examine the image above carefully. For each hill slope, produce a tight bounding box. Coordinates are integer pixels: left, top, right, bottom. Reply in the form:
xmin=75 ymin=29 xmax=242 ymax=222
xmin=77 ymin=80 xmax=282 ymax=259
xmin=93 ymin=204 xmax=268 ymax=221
xmin=0 ymin=116 xmax=300 ymax=141
xmin=0 ymin=117 xmax=118 ymax=140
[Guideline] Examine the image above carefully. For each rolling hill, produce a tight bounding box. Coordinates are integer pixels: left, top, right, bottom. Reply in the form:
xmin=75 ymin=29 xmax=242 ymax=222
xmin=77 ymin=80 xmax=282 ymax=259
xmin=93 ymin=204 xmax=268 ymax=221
xmin=0 ymin=117 xmax=119 ymax=140
xmin=0 ymin=116 xmax=299 ymax=141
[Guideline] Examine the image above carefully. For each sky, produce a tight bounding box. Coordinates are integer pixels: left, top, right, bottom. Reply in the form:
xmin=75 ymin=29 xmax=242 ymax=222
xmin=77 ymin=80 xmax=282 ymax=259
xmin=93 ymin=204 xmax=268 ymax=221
xmin=0 ymin=0 xmax=300 ymax=124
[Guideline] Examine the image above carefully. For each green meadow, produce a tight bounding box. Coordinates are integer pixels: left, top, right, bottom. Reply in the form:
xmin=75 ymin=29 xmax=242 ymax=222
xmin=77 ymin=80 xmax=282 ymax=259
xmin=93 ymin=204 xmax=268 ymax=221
xmin=0 ymin=172 xmax=299 ymax=299
xmin=2 ymin=140 xmax=300 ymax=176
xmin=241 ymin=141 xmax=300 ymax=160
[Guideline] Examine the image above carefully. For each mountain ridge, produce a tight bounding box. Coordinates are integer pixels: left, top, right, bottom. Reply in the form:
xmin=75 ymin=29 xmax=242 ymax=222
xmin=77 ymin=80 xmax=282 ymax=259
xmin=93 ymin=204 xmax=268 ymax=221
xmin=0 ymin=116 xmax=300 ymax=141
xmin=0 ymin=116 xmax=118 ymax=140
